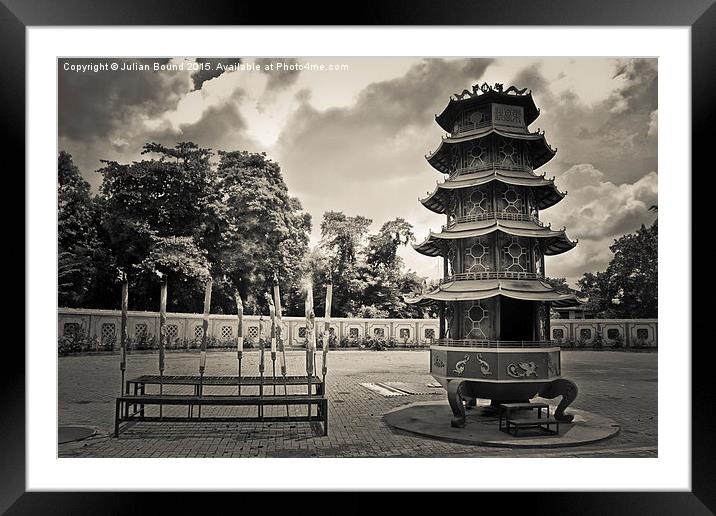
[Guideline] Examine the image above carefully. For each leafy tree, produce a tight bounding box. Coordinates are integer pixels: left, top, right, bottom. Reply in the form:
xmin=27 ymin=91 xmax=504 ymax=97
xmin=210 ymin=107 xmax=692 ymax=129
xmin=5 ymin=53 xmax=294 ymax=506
xmin=58 ymin=151 xmax=96 ymax=251
xmin=319 ymin=211 xmax=372 ymax=316
xmin=97 ymin=142 xmax=215 ymax=311
xmin=209 ymin=150 xmax=311 ymax=315
xmin=58 ymin=151 xmax=100 ymax=306
xmin=63 ymin=144 xmax=312 ymax=314
xmin=320 ymin=211 xmax=372 ymax=269
xmin=355 ymin=305 xmax=390 ymax=318
xmin=301 ymin=247 xmax=332 ymax=317
xmin=57 ymin=250 xmax=91 ymax=306
xmin=358 ymin=218 xmax=425 ymax=317
xmin=59 ymin=145 xmax=436 ymax=319
xmin=544 ymin=277 xmax=570 ymax=293
xmin=397 ymin=271 xmax=436 ymax=318
xmin=135 ymin=236 xmax=212 ymax=312
xmin=602 ymin=223 xmax=657 ymax=317
xmin=315 ymin=213 xmax=431 ymax=318
xmin=577 ymin=222 xmax=657 ymax=318
xmin=365 ymin=218 xmax=415 ymax=270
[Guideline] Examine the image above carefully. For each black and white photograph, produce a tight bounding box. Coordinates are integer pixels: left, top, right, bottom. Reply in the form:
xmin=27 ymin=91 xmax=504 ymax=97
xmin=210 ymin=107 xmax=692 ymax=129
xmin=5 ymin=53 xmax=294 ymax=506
xmin=56 ymin=56 xmax=659 ymax=459
xmin=3 ymin=0 xmax=710 ymax=507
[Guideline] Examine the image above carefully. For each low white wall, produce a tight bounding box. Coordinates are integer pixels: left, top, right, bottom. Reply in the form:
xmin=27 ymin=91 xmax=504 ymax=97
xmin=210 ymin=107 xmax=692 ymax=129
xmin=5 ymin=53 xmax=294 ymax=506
xmin=57 ymin=308 xmax=440 ymax=348
xmin=550 ymin=318 xmax=657 ymax=348
xmin=57 ymin=308 xmax=657 ymax=349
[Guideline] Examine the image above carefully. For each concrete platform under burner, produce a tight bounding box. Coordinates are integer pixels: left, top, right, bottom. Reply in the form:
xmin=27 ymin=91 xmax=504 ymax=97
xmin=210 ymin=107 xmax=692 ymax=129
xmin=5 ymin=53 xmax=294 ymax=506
xmin=384 ymin=401 xmax=620 ymax=448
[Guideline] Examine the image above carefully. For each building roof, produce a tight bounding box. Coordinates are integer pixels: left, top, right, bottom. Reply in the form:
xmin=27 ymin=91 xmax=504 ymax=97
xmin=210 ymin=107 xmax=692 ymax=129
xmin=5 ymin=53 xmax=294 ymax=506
xmin=553 ymin=299 xmax=590 ymax=310
xmin=404 ymin=278 xmax=580 ymax=306
xmin=435 ymin=84 xmax=540 ymax=132
xmin=419 ymin=169 xmax=566 ymax=213
xmin=426 ymin=128 xmax=556 ymax=174
xmin=413 ymin=218 xmax=577 ymax=257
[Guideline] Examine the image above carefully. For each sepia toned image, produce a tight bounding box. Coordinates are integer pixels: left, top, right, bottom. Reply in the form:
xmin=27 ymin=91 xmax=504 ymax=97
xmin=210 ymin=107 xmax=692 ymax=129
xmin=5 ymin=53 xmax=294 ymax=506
xmin=57 ymin=57 xmax=657 ymax=458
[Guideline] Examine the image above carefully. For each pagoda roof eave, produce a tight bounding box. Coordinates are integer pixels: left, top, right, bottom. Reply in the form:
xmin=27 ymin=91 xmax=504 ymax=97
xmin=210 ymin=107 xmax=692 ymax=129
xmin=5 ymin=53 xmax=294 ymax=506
xmin=412 ymin=220 xmax=577 ymax=257
xmin=404 ymin=279 xmax=579 ymax=306
xmin=419 ymin=170 xmax=566 ymax=213
xmin=435 ymin=89 xmax=540 ymax=132
xmin=426 ymin=129 xmax=557 ymax=174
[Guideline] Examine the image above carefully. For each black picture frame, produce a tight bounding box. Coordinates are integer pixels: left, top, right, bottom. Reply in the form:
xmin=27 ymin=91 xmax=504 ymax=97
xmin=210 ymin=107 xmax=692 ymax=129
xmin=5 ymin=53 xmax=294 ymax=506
xmin=5 ymin=0 xmax=711 ymax=513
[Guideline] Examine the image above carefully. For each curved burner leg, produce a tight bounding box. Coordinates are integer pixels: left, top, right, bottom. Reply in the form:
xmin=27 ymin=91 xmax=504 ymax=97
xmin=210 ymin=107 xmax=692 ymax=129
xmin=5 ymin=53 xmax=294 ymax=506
xmin=447 ymin=380 xmax=466 ymax=427
xmin=539 ymin=378 xmax=579 ymax=422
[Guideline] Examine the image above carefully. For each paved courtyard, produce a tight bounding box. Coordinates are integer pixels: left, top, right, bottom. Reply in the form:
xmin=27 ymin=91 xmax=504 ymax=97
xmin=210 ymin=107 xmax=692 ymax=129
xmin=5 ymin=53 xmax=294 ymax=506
xmin=58 ymin=350 xmax=657 ymax=458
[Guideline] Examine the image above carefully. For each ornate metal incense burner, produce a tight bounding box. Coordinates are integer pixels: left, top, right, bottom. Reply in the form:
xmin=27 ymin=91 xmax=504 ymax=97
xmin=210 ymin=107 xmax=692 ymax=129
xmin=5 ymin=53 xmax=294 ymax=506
xmin=406 ymin=83 xmax=580 ymax=427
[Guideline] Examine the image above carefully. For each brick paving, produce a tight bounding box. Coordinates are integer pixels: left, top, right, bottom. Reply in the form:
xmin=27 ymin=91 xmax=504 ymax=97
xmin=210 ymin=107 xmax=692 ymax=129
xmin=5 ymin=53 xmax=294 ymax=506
xmin=58 ymin=350 xmax=657 ymax=458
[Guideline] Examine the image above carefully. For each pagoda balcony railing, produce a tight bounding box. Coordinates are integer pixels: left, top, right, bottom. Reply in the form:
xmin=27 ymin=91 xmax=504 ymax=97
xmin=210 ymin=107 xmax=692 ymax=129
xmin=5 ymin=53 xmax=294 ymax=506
xmin=448 ymin=163 xmax=532 ymax=179
xmin=431 ymin=339 xmax=556 ymax=348
xmin=439 ymin=271 xmax=543 ymax=284
xmin=443 ymin=212 xmax=542 ymax=231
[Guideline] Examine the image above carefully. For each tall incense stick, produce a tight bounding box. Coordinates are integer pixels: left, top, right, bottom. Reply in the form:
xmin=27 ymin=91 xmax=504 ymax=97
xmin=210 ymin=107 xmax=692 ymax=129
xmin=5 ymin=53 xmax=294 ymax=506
xmin=119 ymin=271 xmax=128 ymax=395
xmin=235 ymin=291 xmax=243 ymax=395
xmin=322 ymin=279 xmax=333 ymax=389
xmin=305 ymin=282 xmax=315 ymax=420
xmin=268 ymin=294 xmax=277 ymax=396
xmin=158 ymin=272 xmax=167 ymax=418
xmin=273 ymin=274 xmax=289 ymax=417
xmin=198 ymin=277 xmax=212 ymax=418
xmin=258 ymin=314 xmax=265 ymax=419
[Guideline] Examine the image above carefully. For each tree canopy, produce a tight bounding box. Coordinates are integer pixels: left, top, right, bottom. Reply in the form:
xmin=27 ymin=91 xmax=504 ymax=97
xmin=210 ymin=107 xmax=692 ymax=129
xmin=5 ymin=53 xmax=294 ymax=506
xmin=576 ymin=221 xmax=657 ymax=318
xmin=311 ymin=212 xmax=430 ymax=318
xmin=60 ymin=144 xmax=313 ymax=315
xmin=58 ymin=144 xmax=656 ymax=321
xmin=58 ymin=151 xmax=101 ymax=307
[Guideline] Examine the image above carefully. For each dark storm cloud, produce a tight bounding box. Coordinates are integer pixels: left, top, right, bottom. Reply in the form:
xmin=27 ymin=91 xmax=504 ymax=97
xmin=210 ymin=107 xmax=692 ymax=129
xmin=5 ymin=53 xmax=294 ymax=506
xmin=274 ymin=58 xmax=494 ymax=234
xmin=350 ymin=58 xmax=495 ymax=130
xmin=191 ymin=58 xmax=243 ymax=90
xmin=279 ymin=58 xmax=494 ymax=152
xmin=59 ymin=58 xmax=189 ymax=142
xmin=612 ymin=58 xmax=658 ymax=108
xmin=271 ymin=57 xmax=656 ymax=284
xmin=513 ymin=59 xmax=657 ymax=185
xmin=512 ymin=63 xmax=550 ymax=93
xmin=60 ymin=94 xmax=259 ymax=191
xmin=512 ymin=59 xmax=658 ymax=284
xmin=160 ymin=99 xmax=252 ymax=151
xmin=255 ymin=58 xmax=302 ymax=91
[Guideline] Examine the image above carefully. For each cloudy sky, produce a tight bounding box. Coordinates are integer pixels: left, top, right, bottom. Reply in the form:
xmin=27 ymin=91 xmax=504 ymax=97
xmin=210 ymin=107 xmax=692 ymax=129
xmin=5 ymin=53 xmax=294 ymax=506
xmin=58 ymin=57 xmax=657 ymax=285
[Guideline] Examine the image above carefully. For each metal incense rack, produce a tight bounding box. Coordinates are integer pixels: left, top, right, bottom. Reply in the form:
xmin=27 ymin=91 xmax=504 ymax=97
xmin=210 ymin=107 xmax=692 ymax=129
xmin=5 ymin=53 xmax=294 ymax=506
xmin=114 ymin=273 xmax=331 ymax=437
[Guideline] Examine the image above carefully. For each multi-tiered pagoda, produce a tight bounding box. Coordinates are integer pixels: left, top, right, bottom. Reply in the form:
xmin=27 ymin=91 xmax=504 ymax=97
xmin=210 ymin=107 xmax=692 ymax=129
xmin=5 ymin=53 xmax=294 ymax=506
xmin=406 ymin=83 xmax=579 ymax=428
